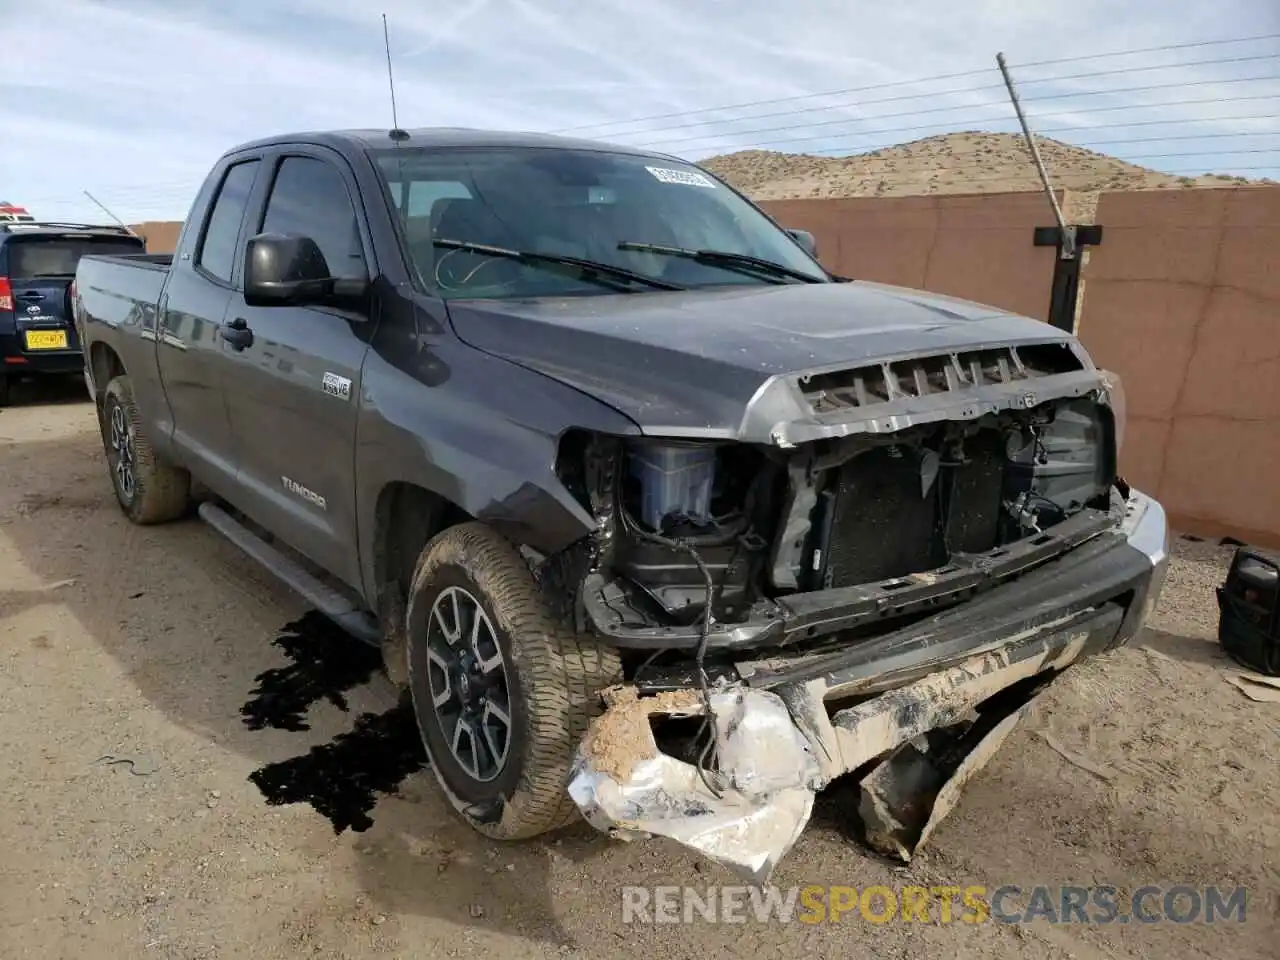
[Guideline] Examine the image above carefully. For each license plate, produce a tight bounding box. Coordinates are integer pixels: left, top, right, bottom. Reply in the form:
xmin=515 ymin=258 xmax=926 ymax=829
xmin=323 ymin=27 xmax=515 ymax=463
xmin=24 ymin=329 xmax=68 ymax=350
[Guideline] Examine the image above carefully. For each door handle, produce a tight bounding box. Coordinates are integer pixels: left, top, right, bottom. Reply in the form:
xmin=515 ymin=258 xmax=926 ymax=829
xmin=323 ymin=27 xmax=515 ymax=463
xmin=220 ymin=317 xmax=254 ymax=351
xmin=16 ymin=291 xmax=44 ymax=302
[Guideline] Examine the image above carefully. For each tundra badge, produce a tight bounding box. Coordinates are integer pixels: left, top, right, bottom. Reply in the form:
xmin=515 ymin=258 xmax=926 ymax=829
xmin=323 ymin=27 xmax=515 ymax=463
xmin=321 ymin=372 xmax=352 ymax=400
xmin=282 ymin=476 xmax=327 ymax=511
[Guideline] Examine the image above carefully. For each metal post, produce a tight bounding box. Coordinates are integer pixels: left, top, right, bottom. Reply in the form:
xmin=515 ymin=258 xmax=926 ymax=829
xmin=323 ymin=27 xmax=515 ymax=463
xmin=82 ymin=191 xmax=138 ymax=237
xmin=997 ymin=53 xmax=1074 ymax=259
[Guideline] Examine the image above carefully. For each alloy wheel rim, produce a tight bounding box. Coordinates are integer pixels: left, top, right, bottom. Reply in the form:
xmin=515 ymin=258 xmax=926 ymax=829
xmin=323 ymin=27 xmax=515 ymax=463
xmin=424 ymin=585 xmax=513 ymax=783
xmin=108 ymin=401 xmax=136 ymax=503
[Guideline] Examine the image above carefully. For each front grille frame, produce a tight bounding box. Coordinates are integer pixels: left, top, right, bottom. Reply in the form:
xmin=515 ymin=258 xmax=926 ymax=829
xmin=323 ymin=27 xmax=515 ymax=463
xmin=800 ymin=341 xmax=1085 ymax=419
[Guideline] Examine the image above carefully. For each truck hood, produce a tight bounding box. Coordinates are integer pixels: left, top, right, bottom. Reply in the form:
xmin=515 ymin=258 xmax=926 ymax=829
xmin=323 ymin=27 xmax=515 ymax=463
xmin=445 ymin=281 xmax=1090 ymax=442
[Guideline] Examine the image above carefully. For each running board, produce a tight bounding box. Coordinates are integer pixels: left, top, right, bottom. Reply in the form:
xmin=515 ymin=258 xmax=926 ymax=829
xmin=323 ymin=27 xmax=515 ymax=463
xmin=197 ymin=501 xmax=380 ymax=646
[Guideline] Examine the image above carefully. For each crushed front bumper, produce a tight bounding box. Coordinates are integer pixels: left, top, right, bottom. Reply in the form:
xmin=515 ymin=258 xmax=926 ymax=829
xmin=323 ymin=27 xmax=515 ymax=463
xmin=568 ymin=490 xmax=1169 ymax=880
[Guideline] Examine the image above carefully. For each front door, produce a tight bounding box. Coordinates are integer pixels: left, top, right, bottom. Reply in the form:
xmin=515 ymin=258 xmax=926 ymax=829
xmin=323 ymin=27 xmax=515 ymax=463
xmin=222 ymin=150 xmax=374 ymax=590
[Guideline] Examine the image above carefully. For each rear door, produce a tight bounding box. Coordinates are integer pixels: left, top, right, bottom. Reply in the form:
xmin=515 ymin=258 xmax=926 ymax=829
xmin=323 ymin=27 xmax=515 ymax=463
xmin=155 ymin=156 xmax=264 ymax=496
xmin=1 ymin=232 xmax=144 ymax=367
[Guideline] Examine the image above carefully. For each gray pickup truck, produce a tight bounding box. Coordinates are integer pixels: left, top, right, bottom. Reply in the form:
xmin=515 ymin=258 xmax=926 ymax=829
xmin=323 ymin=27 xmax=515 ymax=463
xmin=73 ymin=127 xmax=1169 ymax=880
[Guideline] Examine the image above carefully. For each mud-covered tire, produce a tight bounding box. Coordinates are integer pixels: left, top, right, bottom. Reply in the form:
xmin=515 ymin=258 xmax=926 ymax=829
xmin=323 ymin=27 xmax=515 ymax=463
xmin=100 ymin=375 xmax=191 ymax=524
xmin=405 ymin=521 xmax=622 ymax=840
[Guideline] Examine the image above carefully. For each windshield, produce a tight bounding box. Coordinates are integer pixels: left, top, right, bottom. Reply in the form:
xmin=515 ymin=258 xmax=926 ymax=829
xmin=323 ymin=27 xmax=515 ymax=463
xmin=370 ymin=146 xmax=828 ymax=299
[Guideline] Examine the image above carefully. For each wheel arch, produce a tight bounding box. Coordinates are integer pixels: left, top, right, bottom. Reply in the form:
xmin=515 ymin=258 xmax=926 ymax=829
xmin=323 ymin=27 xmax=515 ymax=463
xmin=372 ymin=481 xmax=472 ymax=615
xmin=369 ymin=480 xmax=473 ymax=686
xmin=89 ymin=341 xmax=126 ymax=406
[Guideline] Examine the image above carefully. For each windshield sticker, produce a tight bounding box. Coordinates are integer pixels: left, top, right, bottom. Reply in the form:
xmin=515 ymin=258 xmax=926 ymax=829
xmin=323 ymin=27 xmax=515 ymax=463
xmin=645 ymin=166 xmax=717 ymax=188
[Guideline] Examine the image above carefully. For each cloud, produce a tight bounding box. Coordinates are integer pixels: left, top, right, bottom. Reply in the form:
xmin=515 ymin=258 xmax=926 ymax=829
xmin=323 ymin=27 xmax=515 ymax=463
xmin=1 ymin=0 xmax=1276 ymax=222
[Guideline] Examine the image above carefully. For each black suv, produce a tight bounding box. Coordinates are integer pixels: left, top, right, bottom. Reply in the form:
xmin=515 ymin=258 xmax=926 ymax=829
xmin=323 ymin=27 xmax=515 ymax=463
xmin=0 ymin=222 xmax=144 ymax=405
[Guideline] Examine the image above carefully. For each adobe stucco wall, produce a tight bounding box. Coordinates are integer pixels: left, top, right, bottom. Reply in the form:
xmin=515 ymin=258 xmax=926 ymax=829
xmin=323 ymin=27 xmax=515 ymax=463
xmin=1076 ymin=186 xmax=1280 ymax=545
xmin=128 ymin=220 xmax=183 ymax=254
xmin=758 ymin=192 xmax=1062 ymax=322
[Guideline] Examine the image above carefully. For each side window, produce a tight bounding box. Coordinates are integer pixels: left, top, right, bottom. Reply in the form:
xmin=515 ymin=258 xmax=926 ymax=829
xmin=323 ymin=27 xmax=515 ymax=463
xmin=197 ymin=160 xmax=260 ymax=283
xmin=260 ymin=156 xmax=367 ymax=281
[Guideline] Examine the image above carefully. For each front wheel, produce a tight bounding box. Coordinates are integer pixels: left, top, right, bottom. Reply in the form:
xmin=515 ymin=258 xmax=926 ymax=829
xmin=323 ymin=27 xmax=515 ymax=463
xmin=405 ymin=522 xmax=621 ymax=839
xmin=100 ymin=375 xmax=191 ymax=524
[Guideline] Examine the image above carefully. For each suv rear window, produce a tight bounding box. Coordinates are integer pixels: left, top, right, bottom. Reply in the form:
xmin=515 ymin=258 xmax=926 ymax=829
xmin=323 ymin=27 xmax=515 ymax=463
xmin=7 ymin=236 xmax=145 ymax=278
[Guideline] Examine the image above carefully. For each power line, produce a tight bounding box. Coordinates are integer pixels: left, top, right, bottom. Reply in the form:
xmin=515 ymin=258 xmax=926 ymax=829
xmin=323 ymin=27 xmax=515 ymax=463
xmin=22 ymin=110 xmax=1279 ymax=212
xmin=639 ymin=81 xmax=1280 ymax=152
xmin=1071 ymin=130 xmax=1280 ymax=148
xmin=551 ymin=32 xmax=1280 ymax=134
xmin=18 ymin=182 xmax=203 ymax=206
xmin=1018 ymin=33 xmax=1280 ymax=68
xmin=598 ymin=53 xmax=1280 ymax=141
xmin=723 ymin=166 xmax=1277 ymax=192
xmin=776 ymin=114 xmax=1280 ymax=158
xmin=693 ymin=149 xmax=1278 ymax=179
xmin=646 ymin=95 xmax=1280 ymax=155
xmin=38 ymin=145 xmax=1276 ymax=212
xmin=701 ymin=144 xmax=1280 ymax=175
xmin=552 ymin=68 xmax=996 ymax=135
xmin=21 ymin=127 xmax=1278 ymax=209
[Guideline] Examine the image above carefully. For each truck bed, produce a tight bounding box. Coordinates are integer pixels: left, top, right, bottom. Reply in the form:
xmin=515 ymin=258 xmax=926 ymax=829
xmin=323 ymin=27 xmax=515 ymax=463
xmin=77 ymin=253 xmax=171 ymax=330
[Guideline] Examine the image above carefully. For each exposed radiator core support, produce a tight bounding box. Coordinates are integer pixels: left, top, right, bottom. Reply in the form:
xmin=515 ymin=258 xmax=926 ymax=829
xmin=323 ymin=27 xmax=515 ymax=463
xmin=801 ymin=396 xmax=1114 ymax=593
xmin=945 ymin=432 xmax=1006 ymax=554
xmin=821 ymin=448 xmax=941 ymax=589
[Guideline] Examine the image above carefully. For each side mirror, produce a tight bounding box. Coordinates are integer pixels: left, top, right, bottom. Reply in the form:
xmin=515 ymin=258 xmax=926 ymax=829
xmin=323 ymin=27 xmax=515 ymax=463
xmin=244 ymin=233 xmax=345 ymax=307
xmin=786 ymin=228 xmax=818 ymax=259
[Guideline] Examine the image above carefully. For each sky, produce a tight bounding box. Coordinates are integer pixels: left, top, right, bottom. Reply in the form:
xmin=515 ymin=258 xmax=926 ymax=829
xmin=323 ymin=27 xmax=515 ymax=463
xmin=2 ymin=0 xmax=1277 ymax=223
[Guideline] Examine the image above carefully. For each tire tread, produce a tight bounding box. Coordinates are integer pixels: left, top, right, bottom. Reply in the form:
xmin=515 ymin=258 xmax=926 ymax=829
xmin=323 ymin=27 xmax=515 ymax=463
xmin=103 ymin=375 xmax=190 ymax=525
xmin=408 ymin=521 xmax=621 ymax=839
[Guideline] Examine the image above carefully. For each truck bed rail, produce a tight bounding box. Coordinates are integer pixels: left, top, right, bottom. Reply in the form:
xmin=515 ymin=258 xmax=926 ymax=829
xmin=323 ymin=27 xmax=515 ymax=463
xmin=1 ymin=221 xmax=137 ymax=236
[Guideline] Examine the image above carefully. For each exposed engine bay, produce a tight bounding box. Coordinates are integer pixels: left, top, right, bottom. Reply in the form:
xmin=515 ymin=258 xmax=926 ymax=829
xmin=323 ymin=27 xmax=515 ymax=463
xmin=548 ymin=341 xmax=1167 ymax=882
xmin=559 ymin=392 xmax=1116 ymax=649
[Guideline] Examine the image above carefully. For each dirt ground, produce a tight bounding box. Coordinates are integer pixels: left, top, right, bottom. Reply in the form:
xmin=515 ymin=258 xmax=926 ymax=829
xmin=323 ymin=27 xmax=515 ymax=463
xmin=1 ymin=379 xmax=1277 ymax=960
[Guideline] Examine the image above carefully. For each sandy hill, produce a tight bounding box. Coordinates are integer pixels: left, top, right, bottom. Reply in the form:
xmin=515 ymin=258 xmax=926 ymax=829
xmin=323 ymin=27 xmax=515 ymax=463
xmin=701 ymin=132 xmax=1266 ymax=208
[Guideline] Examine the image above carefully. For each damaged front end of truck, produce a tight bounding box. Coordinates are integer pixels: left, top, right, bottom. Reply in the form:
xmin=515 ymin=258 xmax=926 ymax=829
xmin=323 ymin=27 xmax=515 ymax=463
xmin=537 ymin=338 xmax=1168 ymax=881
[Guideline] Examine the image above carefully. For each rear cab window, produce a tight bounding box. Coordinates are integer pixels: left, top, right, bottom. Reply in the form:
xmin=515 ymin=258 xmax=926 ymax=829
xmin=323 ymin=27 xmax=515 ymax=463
xmin=196 ymin=160 xmax=261 ymax=284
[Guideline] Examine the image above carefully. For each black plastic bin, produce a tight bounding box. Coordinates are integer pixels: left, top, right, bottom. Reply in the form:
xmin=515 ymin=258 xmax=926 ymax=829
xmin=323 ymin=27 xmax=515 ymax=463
xmin=1216 ymin=546 xmax=1280 ymax=676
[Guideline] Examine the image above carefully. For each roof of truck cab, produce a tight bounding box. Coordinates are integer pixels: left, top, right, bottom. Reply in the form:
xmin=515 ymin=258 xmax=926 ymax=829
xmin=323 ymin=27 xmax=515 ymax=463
xmin=225 ymin=127 xmax=680 ymax=160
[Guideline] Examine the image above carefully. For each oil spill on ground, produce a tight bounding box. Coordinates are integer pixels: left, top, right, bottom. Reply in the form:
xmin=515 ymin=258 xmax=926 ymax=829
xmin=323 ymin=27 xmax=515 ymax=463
xmin=249 ymin=698 xmax=428 ymax=833
xmin=240 ymin=610 xmax=382 ymax=732
xmin=242 ymin=610 xmax=428 ymax=832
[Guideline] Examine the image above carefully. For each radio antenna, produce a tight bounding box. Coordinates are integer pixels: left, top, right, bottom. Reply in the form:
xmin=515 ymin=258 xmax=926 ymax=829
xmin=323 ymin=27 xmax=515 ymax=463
xmin=383 ymin=14 xmax=409 ymax=142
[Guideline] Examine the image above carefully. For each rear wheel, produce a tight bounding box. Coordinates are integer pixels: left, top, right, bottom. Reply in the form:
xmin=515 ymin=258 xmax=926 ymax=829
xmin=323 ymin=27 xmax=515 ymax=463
xmin=100 ymin=375 xmax=191 ymax=524
xmin=405 ymin=522 xmax=621 ymax=839
xmin=0 ymin=374 xmax=8 ymax=407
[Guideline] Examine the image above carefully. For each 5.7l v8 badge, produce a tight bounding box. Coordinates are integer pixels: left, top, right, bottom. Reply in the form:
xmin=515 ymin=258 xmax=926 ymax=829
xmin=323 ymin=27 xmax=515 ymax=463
xmin=321 ymin=372 xmax=352 ymax=400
